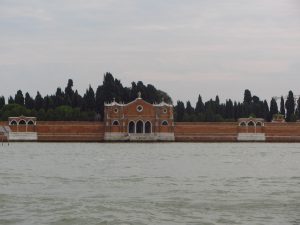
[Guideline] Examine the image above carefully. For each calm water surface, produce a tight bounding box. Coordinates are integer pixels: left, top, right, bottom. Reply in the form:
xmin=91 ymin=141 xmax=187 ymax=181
xmin=0 ymin=143 xmax=300 ymax=225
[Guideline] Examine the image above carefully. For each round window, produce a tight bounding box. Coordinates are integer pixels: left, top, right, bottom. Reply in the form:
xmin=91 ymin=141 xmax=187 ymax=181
xmin=114 ymin=108 xmax=119 ymax=113
xmin=163 ymin=108 xmax=167 ymax=113
xmin=136 ymin=105 xmax=143 ymax=112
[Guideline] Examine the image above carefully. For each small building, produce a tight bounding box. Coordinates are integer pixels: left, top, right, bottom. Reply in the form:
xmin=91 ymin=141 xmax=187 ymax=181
xmin=9 ymin=116 xmax=37 ymax=132
xmin=104 ymin=92 xmax=175 ymax=141
xmin=237 ymin=117 xmax=265 ymax=141
xmin=8 ymin=116 xmax=38 ymax=141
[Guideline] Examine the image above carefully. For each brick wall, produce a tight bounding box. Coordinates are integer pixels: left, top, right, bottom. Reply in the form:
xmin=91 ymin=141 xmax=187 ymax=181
xmin=36 ymin=121 xmax=105 ymax=142
xmin=174 ymin=122 xmax=238 ymax=142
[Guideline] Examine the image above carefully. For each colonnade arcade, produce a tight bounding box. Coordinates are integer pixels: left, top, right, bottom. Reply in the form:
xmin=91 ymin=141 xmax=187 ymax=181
xmin=128 ymin=120 xmax=152 ymax=134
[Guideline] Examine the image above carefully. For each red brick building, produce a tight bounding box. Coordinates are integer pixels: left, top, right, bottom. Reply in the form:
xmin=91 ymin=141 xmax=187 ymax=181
xmin=104 ymin=92 xmax=175 ymax=141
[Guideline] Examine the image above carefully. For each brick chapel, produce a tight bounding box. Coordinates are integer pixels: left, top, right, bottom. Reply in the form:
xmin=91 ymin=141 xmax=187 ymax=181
xmin=104 ymin=92 xmax=175 ymax=141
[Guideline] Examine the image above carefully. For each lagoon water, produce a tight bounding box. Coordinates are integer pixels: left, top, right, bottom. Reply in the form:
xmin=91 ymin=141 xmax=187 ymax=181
xmin=0 ymin=143 xmax=300 ymax=225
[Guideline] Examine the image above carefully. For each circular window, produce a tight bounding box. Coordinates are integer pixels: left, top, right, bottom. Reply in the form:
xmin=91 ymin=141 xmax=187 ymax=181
xmin=136 ymin=105 xmax=143 ymax=112
xmin=163 ymin=108 xmax=167 ymax=114
xmin=114 ymin=108 xmax=119 ymax=113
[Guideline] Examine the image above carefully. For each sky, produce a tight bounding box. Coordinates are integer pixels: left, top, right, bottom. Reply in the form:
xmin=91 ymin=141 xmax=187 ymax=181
xmin=1 ymin=0 xmax=300 ymax=104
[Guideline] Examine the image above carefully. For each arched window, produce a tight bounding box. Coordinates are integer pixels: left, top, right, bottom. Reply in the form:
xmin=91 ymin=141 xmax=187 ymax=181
xmin=239 ymin=122 xmax=246 ymax=126
xmin=161 ymin=120 xmax=168 ymax=126
xmin=145 ymin=121 xmax=152 ymax=133
xmin=27 ymin=120 xmax=34 ymax=125
xmin=136 ymin=120 xmax=144 ymax=133
xmin=112 ymin=120 xmax=119 ymax=126
xmin=128 ymin=121 xmax=135 ymax=133
xmin=19 ymin=120 xmax=26 ymax=125
xmin=10 ymin=120 xmax=17 ymax=125
xmin=248 ymin=121 xmax=255 ymax=126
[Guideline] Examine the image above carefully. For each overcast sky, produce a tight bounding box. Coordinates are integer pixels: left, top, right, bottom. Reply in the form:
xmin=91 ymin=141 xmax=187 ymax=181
xmin=1 ymin=0 xmax=300 ymax=104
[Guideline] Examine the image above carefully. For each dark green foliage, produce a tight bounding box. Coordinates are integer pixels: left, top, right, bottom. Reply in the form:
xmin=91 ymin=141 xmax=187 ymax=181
xmin=185 ymin=101 xmax=194 ymax=115
xmin=195 ymin=95 xmax=204 ymax=114
xmin=1 ymin=75 xmax=299 ymax=122
xmin=25 ymin=93 xmax=35 ymax=109
xmin=0 ymin=96 xmax=5 ymax=109
xmin=280 ymin=96 xmax=285 ymax=116
xmin=14 ymin=90 xmax=24 ymax=106
xmin=285 ymin=91 xmax=295 ymax=122
xmin=35 ymin=92 xmax=44 ymax=111
xmin=297 ymin=97 xmax=300 ymax=120
xmin=270 ymin=98 xmax=278 ymax=119
xmin=175 ymin=101 xmax=185 ymax=122
xmin=243 ymin=89 xmax=252 ymax=104
xmin=8 ymin=96 xmax=14 ymax=104
xmin=0 ymin=104 xmax=32 ymax=120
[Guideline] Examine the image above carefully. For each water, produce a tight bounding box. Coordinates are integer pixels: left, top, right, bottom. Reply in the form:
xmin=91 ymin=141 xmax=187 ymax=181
xmin=0 ymin=143 xmax=300 ymax=225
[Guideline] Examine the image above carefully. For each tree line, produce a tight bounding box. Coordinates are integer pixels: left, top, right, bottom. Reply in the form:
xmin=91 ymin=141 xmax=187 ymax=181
xmin=0 ymin=73 xmax=171 ymax=121
xmin=0 ymin=72 xmax=299 ymax=122
xmin=175 ymin=90 xmax=299 ymax=122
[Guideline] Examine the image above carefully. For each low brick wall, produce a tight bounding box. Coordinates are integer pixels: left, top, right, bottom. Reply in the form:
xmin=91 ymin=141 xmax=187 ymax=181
xmin=36 ymin=121 xmax=105 ymax=142
xmin=174 ymin=122 xmax=238 ymax=142
xmin=265 ymin=123 xmax=300 ymax=142
xmin=2 ymin=120 xmax=300 ymax=142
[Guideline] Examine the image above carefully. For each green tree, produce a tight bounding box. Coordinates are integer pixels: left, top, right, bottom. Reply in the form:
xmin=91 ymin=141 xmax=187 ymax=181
xmin=195 ymin=95 xmax=205 ymax=114
xmin=185 ymin=101 xmax=194 ymax=115
xmin=35 ymin=91 xmax=44 ymax=111
xmin=25 ymin=92 xmax=35 ymax=109
xmin=280 ymin=96 xmax=285 ymax=116
xmin=243 ymin=89 xmax=252 ymax=104
xmin=175 ymin=101 xmax=185 ymax=122
xmin=285 ymin=91 xmax=295 ymax=122
xmin=0 ymin=96 xmax=5 ymax=109
xmin=14 ymin=90 xmax=24 ymax=106
xmin=270 ymin=98 xmax=278 ymax=120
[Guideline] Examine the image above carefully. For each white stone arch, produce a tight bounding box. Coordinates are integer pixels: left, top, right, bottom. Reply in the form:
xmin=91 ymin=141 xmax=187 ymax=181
xmin=247 ymin=120 xmax=256 ymax=126
xmin=256 ymin=121 xmax=263 ymax=127
xmin=10 ymin=120 xmax=17 ymax=125
xmin=18 ymin=120 xmax=26 ymax=125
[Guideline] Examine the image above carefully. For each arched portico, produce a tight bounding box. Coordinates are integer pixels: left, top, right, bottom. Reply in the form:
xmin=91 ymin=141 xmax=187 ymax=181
xmin=145 ymin=121 xmax=152 ymax=133
xmin=136 ymin=120 xmax=144 ymax=133
xmin=128 ymin=121 xmax=135 ymax=133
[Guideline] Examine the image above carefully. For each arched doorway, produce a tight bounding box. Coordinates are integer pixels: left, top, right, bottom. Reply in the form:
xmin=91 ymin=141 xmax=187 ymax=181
xmin=136 ymin=120 xmax=144 ymax=133
xmin=145 ymin=121 xmax=151 ymax=133
xmin=128 ymin=121 xmax=135 ymax=133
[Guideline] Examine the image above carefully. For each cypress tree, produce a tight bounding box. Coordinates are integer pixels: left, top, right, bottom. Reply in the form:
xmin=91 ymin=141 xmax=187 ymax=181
xmin=243 ymin=89 xmax=252 ymax=104
xmin=8 ymin=96 xmax=14 ymax=104
xmin=269 ymin=98 xmax=278 ymax=120
xmin=285 ymin=91 xmax=295 ymax=122
xmin=185 ymin=101 xmax=194 ymax=115
xmin=35 ymin=91 xmax=44 ymax=111
xmin=280 ymin=96 xmax=285 ymax=116
xmin=176 ymin=101 xmax=185 ymax=122
xmin=195 ymin=95 xmax=205 ymax=114
xmin=25 ymin=92 xmax=35 ymax=109
xmin=263 ymin=100 xmax=270 ymax=121
xmin=64 ymin=79 xmax=74 ymax=106
xmin=0 ymin=96 xmax=5 ymax=109
xmin=15 ymin=90 xmax=24 ymax=106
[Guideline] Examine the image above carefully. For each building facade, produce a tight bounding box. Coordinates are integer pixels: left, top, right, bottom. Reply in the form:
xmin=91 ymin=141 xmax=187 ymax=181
xmin=104 ymin=93 xmax=175 ymax=141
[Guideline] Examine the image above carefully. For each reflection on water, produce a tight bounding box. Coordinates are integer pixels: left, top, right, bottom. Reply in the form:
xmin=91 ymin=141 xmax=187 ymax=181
xmin=0 ymin=143 xmax=300 ymax=225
